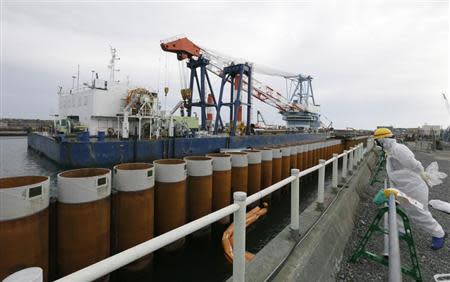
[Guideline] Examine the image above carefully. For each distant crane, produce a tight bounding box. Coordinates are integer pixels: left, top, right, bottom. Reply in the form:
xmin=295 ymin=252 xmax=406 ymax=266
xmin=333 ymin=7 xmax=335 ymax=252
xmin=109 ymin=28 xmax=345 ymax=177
xmin=442 ymin=93 xmax=450 ymax=142
xmin=320 ymin=114 xmax=333 ymax=129
xmin=442 ymin=93 xmax=450 ymax=125
xmin=256 ymin=110 xmax=267 ymax=128
xmin=160 ymin=36 xmax=324 ymax=135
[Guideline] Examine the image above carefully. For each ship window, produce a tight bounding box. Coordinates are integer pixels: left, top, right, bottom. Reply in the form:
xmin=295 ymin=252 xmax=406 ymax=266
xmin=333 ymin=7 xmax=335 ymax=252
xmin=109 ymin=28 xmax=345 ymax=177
xmin=97 ymin=177 xmax=107 ymax=186
xmin=28 ymin=186 xmax=42 ymax=198
xmin=147 ymin=170 xmax=153 ymax=177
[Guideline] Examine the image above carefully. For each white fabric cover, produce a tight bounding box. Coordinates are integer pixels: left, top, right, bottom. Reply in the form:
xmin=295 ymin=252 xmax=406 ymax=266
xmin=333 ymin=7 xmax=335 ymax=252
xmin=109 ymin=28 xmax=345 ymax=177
xmin=424 ymin=162 xmax=448 ymax=187
xmin=429 ymin=200 xmax=450 ymax=214
xmin=382 ymin=138 xmax=445 ymax=237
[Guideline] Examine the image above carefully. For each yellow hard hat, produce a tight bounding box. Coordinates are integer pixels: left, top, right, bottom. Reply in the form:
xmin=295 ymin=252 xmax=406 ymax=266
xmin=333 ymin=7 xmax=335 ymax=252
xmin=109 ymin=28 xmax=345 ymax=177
xmin=373 ymin=128 xmax=393 ymax=139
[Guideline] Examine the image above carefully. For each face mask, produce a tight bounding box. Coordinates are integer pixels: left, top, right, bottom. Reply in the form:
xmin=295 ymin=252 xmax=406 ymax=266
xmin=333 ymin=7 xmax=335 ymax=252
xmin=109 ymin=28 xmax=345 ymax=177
xmin=375 ymin=139 xmax=383 ymax=148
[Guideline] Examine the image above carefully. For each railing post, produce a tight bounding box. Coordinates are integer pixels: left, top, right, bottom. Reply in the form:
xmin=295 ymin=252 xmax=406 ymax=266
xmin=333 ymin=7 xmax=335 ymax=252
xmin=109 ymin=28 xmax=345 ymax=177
xmin=358 ymin=144 xmax=362 ymax=163
xmin=388 ymin=192 xmax=402 ymax=281
xmin=342 ymin=150 xmax=348 ymax=180
xmin=317 ymin=159 xmax=326 ymax=209
xmin=355 ymin=144 xmax=359 ymax=164
xmin=349 ymin=147 xmax=354 ymax=174
xmin=383 ymin=179 xmax=389 ymax=257
xmin=233 ymin=192 xmax=247 ymax=282
xmin=290 ymin=169 xmax=300 ymax=234
xmin=332 ymin=153 xmax=338 ymax=190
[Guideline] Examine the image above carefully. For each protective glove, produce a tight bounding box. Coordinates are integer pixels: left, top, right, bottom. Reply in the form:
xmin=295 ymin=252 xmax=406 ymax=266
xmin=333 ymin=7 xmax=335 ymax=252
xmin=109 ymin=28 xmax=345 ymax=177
xmin=424 ymin=162 xmax=447 ymax=187
xmin=420 ymin=171 xmax=432 ymax=187
xmin=373 ymin=189 xmax=387 ymax=205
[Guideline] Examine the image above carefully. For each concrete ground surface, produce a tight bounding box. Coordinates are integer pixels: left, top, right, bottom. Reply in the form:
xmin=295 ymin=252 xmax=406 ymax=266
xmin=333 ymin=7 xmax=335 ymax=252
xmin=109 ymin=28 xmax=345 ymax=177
xmin=338 ymin=147 xmax=450 ymax=281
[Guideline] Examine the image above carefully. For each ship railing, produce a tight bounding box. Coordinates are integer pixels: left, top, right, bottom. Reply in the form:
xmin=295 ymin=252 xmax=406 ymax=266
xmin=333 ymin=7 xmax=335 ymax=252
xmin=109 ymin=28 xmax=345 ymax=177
xmin=55 ymin=142 xmax=368 ymax=282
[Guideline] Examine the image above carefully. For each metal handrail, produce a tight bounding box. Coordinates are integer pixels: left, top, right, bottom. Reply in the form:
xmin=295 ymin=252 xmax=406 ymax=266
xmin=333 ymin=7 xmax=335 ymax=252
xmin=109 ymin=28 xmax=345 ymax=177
xmin=54 ymin=204 xmax=240 ymax=282
xmin=55 ymin=141 xmax=369 ymax=282
xmin=388 ymin=192 xmax=402 ymax=282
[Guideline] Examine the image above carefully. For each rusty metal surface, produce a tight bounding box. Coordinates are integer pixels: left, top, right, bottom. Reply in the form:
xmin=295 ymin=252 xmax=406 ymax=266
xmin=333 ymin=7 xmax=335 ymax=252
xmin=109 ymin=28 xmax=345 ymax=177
xmin=187 ymin=175 xmax=212 ymax=221
xmin=0 ymin=209 xmax=49 ymax=281
xmin=305 ymin=150 xmax=312 ymax=169
xmin=312 ymin=148 xmax=318 ymax=166
xmin=272 ymin=158 xmax=282 ymax=184
xmin=212 ymin=170 xmax=231 ymax=224
xmin=297 ymin=152 xmax=303 ymax=171
xmin=261 ymin=161 xmax=273 ymax=189
xmin=57 ymin=198 xmax=110 ymax=279
xmin=281 ymin=156 xmax=291 ymax=180
xmin=231 ymin=166 xmax=248 ymax=194
xmin=290 ymin=153 xmax=298 ymax=169
xmin=155 ymin=180 xmax=187 ymax=251
xmin=247 ymin=163 xmax=261 ymax=197
xmin=113 ymin=188 xmax=154 ymax=271
xmin=261 ymin=160 xmax=273 ymax=203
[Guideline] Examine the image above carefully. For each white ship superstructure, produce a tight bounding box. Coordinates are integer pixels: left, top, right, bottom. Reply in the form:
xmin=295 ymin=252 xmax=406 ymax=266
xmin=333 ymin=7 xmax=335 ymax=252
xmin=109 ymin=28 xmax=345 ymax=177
xmin=57 ymin=47 xmax=162 ymax=138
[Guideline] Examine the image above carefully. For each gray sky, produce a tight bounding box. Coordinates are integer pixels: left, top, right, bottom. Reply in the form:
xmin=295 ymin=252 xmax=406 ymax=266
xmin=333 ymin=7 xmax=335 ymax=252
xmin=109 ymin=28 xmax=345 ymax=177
xmin=1 ymin=0 xmax=448 ymax=129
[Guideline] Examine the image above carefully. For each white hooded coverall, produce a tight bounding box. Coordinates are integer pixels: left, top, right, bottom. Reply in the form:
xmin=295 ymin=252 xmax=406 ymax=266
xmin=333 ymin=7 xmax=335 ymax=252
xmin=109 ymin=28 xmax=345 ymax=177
xmin=382 ymin=138 xmax=445 ymax=238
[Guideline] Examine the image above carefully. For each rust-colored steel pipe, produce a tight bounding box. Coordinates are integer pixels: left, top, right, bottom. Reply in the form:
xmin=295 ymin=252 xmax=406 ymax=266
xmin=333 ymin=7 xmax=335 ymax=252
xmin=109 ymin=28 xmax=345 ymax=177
xmin=296 ymin=144 xmax=304 ymax=171
xmin=229 ymin=152 xmax=248 ymax=194
xmin=260 ymin=148 xmax=273 ymax=187
xmin=57 ymin=168 xmax=111 ymax=280
xmin=271 ymin=147 xmax=282 ymax=184
xmin=154 ymin=159 xmax=187 ymax=251
xmin=290 ymin=145 xmax=298 ymax=169
xmin=243 ymin=150 xmax=261 ymax=197
xmin=207 ymin=153 xmax=232 ymax=225
xmin=184 ymin=156 xmax=213 ymax=236
xmin=281 ymin=146 xmax=291 ymax=181
xmin=0 ymin=176 xmax=50 ymax=281
xmin=113 ymin=163 xmax=154 ymax=271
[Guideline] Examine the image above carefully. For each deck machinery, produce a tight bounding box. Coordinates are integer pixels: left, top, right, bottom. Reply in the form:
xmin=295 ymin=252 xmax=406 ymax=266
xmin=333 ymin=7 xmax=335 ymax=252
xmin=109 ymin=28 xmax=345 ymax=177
xmin=161 ymin=36 xmax=323 ymax=135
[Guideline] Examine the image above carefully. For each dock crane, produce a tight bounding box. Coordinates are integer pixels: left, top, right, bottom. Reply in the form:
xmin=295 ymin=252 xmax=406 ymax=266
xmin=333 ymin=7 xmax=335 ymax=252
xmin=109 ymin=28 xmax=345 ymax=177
xmin=442 ymin=93 xmax=450 ymax=125
xmin=161 ymin=36 xmax=323 ymax=135
xmin=442 ymin=93 xmax=450 ymax=142
xmin=256 ymin=110 xmax=267 ymax=128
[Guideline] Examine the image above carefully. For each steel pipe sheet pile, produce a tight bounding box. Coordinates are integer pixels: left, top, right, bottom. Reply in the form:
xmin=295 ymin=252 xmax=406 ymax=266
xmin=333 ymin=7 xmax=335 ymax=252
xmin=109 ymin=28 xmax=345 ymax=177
xmin=4 ymin=139 xmax=372 ymax=282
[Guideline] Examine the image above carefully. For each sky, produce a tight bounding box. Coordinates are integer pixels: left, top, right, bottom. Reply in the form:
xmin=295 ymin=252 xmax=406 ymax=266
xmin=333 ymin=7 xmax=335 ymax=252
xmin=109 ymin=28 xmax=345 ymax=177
xmin=0 ymin=0 xmax=448 ymax=130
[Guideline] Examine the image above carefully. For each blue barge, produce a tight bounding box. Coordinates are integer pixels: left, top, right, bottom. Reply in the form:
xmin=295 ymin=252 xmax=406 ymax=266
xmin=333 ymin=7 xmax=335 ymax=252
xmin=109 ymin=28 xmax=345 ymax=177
xmin=27 ymin=133 xmax=325 ymax=168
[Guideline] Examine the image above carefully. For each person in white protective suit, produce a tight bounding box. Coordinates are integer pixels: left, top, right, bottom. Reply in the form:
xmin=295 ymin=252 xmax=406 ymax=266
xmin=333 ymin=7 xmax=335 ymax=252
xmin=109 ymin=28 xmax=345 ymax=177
xmin=373 ymin=128 xmax=446 ymax=250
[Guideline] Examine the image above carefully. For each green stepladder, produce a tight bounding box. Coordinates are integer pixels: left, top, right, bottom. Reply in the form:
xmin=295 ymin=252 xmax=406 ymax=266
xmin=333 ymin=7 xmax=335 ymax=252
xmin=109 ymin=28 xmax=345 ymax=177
xmin=370 ymin=151 xmax=386 ymax=185
xmin=349 ymin=205 xmax=422 ymax=282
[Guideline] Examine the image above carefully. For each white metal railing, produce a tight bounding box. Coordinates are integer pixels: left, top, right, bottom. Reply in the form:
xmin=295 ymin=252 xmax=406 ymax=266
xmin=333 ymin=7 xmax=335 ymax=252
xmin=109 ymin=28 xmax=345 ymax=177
xmin=55 ymin=141 xmax=369 ymax=282
xmin=388 ymin=191 xmax=402 ymax=281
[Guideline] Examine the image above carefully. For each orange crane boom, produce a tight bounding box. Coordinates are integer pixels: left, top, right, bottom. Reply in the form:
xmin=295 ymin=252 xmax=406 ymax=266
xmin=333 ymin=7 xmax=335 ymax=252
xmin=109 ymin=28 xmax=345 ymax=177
xmin=160 ymin=37 xmax=201 ymax=60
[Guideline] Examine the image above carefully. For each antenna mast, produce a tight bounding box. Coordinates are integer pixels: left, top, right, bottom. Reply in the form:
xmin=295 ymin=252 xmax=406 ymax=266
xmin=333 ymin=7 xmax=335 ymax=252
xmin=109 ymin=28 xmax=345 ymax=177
xmin=108 ymin=46 xmax=120 ymax=82
xmin=77 ymin=64 xmax=80 ymax=90
xmin=442 ymin=93 xmax=450 ymax=125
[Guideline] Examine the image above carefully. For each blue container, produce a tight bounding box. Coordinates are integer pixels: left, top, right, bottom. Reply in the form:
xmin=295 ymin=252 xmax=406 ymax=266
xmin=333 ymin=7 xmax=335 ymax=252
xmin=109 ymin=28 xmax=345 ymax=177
xmin=97 ymin=131 xmax=105 ymax=142
xmin=77 ymin=131 xmax=90 ymax=142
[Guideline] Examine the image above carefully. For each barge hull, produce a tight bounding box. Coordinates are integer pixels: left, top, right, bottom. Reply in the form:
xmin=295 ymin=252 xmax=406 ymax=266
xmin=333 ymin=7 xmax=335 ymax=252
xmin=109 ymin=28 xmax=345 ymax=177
xmin=27 ymin=133 xmax=326 ymax=168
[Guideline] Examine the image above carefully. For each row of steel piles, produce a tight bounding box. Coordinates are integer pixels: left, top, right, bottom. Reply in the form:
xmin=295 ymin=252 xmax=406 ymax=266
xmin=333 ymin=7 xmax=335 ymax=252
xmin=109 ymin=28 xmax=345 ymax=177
xmin=0 ymin=139 xmax=345 ymax=281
